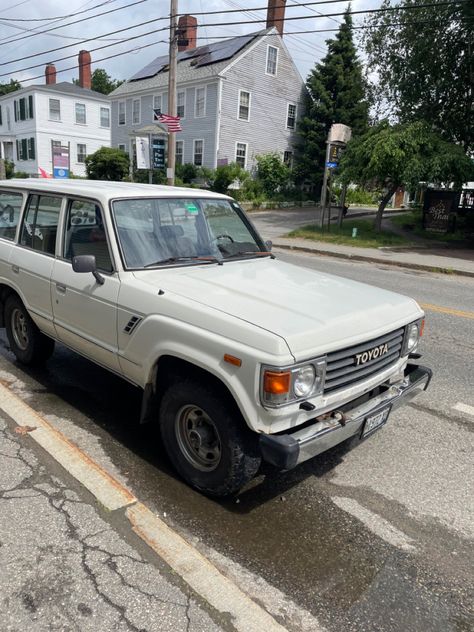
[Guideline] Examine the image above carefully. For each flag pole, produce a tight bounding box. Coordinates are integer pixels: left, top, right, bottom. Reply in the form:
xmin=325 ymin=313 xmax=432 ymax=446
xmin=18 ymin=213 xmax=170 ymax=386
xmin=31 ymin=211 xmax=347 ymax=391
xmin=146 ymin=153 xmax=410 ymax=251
xmin=167 ymin=0 xmax=178 ymax=186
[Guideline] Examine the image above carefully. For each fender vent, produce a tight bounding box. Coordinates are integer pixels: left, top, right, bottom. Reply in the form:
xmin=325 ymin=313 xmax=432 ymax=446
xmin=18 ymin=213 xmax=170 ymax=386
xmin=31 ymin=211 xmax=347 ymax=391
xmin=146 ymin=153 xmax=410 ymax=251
xmin=124 ymin=316 xmax=142 ymax=334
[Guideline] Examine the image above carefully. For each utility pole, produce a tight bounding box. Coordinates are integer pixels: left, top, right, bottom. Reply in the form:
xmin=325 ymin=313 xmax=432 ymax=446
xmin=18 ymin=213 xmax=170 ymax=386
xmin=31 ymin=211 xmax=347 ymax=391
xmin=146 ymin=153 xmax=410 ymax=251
xmin=167 ymin=0 xmax=178 ymax=186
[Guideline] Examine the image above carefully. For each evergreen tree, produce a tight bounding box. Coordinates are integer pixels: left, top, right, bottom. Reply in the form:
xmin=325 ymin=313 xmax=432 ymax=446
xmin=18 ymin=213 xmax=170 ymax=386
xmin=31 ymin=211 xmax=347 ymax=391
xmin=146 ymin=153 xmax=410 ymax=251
xmin=295 ymin=7 xmax=368 ymax=190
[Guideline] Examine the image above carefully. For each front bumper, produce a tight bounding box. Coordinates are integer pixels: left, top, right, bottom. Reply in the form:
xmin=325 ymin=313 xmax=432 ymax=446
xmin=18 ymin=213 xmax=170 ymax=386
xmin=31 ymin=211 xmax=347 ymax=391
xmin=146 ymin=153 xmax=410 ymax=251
xmin=259 ymin=364 xmax=432 ymax=470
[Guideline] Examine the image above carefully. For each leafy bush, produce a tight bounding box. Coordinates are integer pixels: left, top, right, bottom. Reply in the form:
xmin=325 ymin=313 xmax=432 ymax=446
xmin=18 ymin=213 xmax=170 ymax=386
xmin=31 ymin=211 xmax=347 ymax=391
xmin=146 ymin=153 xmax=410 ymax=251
xmin=133 ymin=168 xmax=167 ymax=184
xmin=176 ymin=163 xmax=198 ymax=184
xmin=255 ymin=153 xmax=291 ymax=196
xmin=12 ymin=171 xmax=30 ymax=178
xmin=4 ymin=160 xmax=15 ymax=178
xmin=210 ymin=162 xmax=249 ymax=193
xmin=85 ymin=147 xmax=129 ymax=181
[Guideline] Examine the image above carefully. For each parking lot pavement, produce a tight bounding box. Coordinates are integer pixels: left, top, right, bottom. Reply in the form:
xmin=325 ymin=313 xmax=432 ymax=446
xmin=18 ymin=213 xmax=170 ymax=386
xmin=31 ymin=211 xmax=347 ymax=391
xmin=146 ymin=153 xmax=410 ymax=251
xmin=0 ymin=414 xmax=227 ymax=632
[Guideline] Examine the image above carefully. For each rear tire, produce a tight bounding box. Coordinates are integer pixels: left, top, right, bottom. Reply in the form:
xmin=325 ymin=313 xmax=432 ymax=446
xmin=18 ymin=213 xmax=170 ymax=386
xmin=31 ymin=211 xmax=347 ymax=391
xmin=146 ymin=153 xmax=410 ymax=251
xmin=5 ymin=295 xmax=55 ymax=366
xmin=159 ymin=379 xmax=261 ymax=496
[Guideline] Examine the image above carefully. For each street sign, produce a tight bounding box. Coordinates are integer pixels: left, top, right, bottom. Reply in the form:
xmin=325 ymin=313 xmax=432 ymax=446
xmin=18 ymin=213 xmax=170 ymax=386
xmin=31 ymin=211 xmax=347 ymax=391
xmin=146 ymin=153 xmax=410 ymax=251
xmin=152 ymin=138 xmax=165 ymax=169
xmin=326 ymin=161 xmax=338 ymax=168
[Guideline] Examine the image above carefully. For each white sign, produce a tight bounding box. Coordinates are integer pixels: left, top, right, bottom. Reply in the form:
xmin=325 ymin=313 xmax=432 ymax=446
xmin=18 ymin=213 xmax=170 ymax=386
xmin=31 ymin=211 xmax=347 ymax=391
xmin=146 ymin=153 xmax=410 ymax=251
xmin=329 ymin=124 xmax=352 ymax=144
xmin=136 ymin=137 xmax=150 ymax=169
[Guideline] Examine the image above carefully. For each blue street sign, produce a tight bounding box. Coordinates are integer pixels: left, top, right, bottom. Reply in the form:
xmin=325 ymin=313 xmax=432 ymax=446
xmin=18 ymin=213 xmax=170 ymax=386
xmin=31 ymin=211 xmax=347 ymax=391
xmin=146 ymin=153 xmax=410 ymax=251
xmin=326 ymin=161 xmax=338 ymax=168
xmin=53 ymin=167 xmax=69 ymax=178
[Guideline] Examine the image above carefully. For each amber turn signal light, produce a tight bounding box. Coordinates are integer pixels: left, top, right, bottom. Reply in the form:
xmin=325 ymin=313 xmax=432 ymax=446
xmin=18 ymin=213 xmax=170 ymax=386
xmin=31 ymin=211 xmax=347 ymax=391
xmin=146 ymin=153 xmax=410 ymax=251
xmin=263 ymin=371 xmax=291 ymax=395
xmin=224 ymin=354 xmax=242 ymax=367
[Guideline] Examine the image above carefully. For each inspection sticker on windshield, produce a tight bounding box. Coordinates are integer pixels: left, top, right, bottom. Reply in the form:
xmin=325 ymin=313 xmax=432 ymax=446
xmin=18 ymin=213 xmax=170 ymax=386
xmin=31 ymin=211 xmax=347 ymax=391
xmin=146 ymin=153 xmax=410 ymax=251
xmin=185 ymin=203 xmax=199 ymax=214
xmin=362 ymin=405 xmax=391 ymax=438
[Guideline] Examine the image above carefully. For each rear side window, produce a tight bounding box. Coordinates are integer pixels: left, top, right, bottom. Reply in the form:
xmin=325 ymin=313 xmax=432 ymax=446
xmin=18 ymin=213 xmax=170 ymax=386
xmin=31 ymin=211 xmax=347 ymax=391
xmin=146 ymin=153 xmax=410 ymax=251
xmin=0 ymin=191 xmax=23 ymax=241
xmin=20 ymin=195 xmax=61 ymax=255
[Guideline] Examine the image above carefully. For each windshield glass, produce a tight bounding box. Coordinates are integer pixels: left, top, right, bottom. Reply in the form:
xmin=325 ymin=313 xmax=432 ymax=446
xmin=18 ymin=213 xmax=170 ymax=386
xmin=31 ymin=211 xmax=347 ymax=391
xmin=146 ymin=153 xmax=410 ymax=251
xmin=112 ymin=197 xmax=264 ymax=268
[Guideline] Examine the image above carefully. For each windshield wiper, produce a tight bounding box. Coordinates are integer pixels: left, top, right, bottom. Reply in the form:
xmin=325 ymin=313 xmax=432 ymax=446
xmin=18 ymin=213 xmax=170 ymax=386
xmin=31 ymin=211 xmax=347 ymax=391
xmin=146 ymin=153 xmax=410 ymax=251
xmin=144 ymin=255 xmax=223 ymax=268
xmin=223 ymin=251 xmax=275 ymax=260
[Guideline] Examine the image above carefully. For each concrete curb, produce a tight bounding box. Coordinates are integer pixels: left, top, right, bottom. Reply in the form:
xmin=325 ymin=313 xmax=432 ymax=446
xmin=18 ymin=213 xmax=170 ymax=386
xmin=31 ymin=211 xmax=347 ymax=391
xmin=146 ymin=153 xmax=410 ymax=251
xmin=274 ymin=242 xmax=474 ymax=279
xmin=0 ymin=379 xmax=288 ymax=632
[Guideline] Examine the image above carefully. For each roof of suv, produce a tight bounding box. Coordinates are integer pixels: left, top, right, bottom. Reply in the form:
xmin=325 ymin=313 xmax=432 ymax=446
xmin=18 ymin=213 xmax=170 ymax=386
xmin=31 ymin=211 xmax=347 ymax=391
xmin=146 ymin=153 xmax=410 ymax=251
xmin=0 ymin=179 xmax=229 ymax=202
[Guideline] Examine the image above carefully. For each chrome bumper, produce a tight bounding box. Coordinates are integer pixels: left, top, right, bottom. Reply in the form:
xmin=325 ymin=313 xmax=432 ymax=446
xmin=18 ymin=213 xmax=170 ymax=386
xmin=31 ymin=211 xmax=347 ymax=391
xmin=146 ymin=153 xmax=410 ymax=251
xmin=259 ymin=364 xmax=432 ymax=470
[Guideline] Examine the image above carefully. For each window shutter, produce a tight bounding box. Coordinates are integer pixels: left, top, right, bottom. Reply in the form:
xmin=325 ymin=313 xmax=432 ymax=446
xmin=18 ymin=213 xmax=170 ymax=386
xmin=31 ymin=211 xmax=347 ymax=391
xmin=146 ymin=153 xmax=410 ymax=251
xmin=19 ymin=98 xmax=26 ymax=121
xmin=21 ymin=138 xmax=27 ymax=160
xmin=16 ymin=140 xmax=20 ymax=159
xmin=14 ymin=101 xmax=18 ymax=122
xmin=28 ymin=138 xmax=35 ymax=160
xmin=28 ymin=95 xmax=34 ymax=119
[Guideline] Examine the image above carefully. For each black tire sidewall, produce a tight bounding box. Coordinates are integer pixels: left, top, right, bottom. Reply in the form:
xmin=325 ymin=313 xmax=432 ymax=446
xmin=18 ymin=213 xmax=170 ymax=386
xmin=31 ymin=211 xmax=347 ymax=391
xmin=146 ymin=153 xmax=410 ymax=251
xmin=159 ymin=380 xmax=260 ymax=496
xmin=5 ymin=296 xmax=53 ymax=365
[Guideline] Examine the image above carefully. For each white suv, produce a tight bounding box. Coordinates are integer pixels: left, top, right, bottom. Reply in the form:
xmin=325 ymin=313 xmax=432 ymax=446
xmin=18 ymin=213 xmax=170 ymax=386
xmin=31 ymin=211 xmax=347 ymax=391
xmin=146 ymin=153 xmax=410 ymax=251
xmin=0 ymin=179 xmax=431 ymax=495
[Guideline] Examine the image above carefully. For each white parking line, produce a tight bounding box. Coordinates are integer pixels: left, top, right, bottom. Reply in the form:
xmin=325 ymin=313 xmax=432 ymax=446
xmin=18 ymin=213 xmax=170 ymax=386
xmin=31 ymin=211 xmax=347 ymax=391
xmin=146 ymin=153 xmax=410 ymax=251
xmin=332 ymin=497 xmax=416 ymax=552
xmin=453 ymin=402 xmax=474 ymax=418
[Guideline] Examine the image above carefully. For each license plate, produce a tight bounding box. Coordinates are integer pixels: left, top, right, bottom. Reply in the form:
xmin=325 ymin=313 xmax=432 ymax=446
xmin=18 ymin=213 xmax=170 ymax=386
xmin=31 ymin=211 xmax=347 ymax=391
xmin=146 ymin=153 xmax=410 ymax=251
xmin=362 ymin=405 xmax=391 ymax=438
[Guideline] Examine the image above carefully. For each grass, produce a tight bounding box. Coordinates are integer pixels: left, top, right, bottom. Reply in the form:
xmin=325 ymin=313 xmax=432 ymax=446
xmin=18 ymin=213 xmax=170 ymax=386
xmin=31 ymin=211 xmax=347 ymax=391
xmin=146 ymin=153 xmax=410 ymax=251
xmin=288 ymin=219 xmax=414 ymax=249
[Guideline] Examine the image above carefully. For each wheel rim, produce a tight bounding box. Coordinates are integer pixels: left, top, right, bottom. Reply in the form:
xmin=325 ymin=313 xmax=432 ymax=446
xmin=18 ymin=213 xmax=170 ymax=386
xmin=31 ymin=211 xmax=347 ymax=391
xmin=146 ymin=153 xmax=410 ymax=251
xmin=175 ymin=405 xmax=222 ymax=472
xmin=11 ymin=308 xmax=29 ymax=351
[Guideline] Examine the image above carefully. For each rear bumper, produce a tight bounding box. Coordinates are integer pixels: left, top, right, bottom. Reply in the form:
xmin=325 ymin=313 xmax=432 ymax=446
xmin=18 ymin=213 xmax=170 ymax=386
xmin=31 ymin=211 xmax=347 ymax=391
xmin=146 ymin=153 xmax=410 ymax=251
xmin=259 ymin=364 xmax=432 ymax=470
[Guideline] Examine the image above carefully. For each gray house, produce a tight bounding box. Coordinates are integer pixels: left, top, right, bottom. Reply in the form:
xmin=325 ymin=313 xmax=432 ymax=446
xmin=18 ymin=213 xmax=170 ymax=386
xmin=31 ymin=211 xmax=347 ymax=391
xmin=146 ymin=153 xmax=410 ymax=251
xmin=110 ymin=6 xmax=305 ymax=171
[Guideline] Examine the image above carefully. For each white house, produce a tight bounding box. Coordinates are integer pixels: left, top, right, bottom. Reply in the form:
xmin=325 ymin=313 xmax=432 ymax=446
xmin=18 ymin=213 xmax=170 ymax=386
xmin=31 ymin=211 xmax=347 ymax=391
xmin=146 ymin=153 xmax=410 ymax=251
xmin=0 ymin=51 xmax=111 ymax=177
xmin=110 ymin=0 xmax=305 ymax=171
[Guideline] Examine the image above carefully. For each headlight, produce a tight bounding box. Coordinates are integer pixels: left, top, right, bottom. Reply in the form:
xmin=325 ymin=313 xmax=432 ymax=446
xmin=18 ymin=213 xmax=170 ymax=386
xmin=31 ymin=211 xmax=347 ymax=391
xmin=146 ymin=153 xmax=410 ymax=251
xmin=403 ymin=319 xmax=424 ymax=355
xmin=294 ymin=365 xmax=316 ymax=397
xmin=261 ymin=358 xmax=326 ymax=407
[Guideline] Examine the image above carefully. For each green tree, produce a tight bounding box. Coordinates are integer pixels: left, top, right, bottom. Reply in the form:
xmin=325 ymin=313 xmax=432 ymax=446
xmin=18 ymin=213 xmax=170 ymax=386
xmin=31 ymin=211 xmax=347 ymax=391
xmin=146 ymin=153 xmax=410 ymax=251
xmin=364 ymin=0 xmax=473 ymax=151
xmin=339 ymin=121 xmax=474 ymax=231
xmin=210 ymin=163 xmax=249 ymax=194
xmin=73 ymin=69 xmax=123 ymax=94
xmin=296 ymin=7 xmax=368 ymax=188
xmin=85 ymin=147 xmax=129 ymax=181
xmin=0 ymin=79 xmax=21 ymax=96
xmin=255 ymin=153 xmax=290 ymax=196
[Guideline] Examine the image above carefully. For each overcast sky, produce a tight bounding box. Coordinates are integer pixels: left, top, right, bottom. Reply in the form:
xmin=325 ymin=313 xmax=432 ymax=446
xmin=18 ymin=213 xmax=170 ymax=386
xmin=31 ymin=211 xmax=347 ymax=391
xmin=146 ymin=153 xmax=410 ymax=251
xmin=0 ymin=0 xmax=378 ymax=87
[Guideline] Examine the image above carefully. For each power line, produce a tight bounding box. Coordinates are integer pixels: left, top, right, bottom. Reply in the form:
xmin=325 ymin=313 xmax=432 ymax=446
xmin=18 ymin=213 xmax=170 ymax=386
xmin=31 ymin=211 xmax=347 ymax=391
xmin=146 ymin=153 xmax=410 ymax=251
xmin=0 ymin=0 xmax=116 ymax=21
xmin=0 ymin=0 xmax=149 ymax=47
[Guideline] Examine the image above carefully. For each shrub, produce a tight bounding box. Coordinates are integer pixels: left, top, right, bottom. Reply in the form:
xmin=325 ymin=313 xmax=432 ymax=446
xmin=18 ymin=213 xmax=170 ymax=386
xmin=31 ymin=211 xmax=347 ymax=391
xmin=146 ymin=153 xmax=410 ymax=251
xmin=255 ymin=153 xmax=290 ymax=196
xmin=85 ymin=147 xmax=129 ymax=181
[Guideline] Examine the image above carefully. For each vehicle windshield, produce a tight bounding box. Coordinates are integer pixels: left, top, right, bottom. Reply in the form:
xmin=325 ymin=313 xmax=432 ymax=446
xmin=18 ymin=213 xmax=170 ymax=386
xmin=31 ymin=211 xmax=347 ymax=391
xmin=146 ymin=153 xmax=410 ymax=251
xmin=111 ymin=197 xmax=266 ymax=268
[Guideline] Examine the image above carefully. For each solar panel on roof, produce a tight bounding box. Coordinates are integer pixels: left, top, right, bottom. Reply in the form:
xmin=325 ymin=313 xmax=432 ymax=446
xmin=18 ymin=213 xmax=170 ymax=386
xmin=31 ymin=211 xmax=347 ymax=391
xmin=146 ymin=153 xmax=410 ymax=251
xmin=129 ymin=30 xmax=262 ymax=81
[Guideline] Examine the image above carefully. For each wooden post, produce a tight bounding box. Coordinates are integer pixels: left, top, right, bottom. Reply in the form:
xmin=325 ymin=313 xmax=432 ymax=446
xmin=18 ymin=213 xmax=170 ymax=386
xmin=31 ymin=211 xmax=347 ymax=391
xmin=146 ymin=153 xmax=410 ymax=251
xmin=167 ymin=0 xmax=178 ymax=186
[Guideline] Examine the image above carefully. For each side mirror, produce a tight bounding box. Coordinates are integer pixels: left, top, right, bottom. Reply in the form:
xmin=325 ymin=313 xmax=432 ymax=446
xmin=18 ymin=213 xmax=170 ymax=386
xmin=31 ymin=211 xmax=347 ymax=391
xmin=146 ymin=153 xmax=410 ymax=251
xmin=72 ymin=255 xmax=105 ymax=285
xmin=265 ymin=240 xmax=273 ymax=252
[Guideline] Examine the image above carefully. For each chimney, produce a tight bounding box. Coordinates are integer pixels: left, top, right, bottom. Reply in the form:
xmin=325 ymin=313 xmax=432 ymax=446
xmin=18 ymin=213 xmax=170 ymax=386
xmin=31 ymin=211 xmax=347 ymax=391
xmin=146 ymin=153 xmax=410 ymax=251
xmin=177 ymin=15 xmax=197 ymax=51
xmin=45 ymin=63 xmax=56 ymax=85
xmin=78 ymin=50 xmax=91 ymax=89
xmin=267 ymin=0 xmax=286 ymax=36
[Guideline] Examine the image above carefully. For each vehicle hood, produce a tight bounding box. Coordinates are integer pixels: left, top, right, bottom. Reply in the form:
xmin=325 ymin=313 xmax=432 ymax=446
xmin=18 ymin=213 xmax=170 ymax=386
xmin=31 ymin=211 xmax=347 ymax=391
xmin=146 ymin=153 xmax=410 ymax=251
xmin=133 ymin=258 xmax=423 ymax=360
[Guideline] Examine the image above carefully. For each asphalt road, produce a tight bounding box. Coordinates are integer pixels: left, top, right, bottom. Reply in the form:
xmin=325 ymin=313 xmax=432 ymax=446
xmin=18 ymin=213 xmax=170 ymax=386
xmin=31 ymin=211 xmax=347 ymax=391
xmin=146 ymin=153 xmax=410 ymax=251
xmin=0 ymin=250 xmax=472 ymax=632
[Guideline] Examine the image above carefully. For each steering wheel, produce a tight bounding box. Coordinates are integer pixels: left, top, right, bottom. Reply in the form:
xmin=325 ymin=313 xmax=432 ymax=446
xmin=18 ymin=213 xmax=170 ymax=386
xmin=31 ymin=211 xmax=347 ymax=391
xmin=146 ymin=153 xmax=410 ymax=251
xmin=212 ymin=233 xmax=234 ymax=243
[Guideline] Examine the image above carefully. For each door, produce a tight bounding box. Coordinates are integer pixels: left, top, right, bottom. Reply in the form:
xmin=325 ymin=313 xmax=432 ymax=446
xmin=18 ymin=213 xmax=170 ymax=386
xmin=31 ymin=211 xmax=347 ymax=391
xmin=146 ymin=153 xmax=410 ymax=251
xmin=10 ymin=193 xmax=62 ymax=337
xmin=51 ymin=198 xmax=122 ymax=373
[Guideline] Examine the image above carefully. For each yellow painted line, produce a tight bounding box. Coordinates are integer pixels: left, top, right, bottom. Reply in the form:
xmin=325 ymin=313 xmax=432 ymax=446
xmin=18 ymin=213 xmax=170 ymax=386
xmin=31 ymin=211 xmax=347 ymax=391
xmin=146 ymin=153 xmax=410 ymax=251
xmin=419 ymin=303 xmax=474 ymax=320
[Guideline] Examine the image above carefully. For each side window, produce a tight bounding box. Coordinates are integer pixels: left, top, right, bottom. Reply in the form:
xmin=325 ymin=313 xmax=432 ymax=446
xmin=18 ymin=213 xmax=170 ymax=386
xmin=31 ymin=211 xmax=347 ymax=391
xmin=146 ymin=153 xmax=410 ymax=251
xmin=0 ymin=191 xmax=23 ymax=241
xmin=63 ymin=200 xmax=113 ymax=273
xmin=20 ymin=195 xmax=61 ymax=255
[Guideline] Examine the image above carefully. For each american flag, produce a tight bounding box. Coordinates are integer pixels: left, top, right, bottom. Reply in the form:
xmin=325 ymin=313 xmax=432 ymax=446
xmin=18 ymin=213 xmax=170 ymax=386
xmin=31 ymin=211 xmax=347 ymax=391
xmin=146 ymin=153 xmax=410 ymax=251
xmin=154 ymin=110 xmax=182 ymax=132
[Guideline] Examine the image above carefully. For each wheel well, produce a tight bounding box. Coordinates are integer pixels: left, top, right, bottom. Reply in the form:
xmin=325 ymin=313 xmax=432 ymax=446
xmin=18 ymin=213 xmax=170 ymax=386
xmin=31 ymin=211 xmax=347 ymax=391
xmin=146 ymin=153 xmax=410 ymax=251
xmin=0 ymin=283 xmax=17 ymax=328
xmin=141 ymin=355 xmax=244 ymax=425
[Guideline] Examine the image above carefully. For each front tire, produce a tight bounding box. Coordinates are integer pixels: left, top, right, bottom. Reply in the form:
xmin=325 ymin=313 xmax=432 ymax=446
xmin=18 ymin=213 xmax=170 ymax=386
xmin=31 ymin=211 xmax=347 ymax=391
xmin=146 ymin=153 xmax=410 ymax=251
xmin=5 ymin=295 xmax=55 ymax=366
xmin=159 ymin=379 xmax=261 ymax=496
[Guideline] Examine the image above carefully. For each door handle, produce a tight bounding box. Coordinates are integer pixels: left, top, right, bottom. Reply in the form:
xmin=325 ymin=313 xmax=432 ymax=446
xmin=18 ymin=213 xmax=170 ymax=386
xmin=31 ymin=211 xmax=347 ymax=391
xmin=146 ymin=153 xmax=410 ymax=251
xmin=56 ymin=283 xmax=66 ymax=294
xmin=12 ymin=264 xmax=19 ymax=274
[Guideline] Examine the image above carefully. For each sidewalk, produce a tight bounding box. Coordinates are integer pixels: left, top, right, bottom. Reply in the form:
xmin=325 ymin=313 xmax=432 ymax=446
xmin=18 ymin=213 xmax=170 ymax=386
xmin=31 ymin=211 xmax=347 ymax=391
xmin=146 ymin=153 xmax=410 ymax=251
xmin=250 ymin=210 xmax=474 ymax=278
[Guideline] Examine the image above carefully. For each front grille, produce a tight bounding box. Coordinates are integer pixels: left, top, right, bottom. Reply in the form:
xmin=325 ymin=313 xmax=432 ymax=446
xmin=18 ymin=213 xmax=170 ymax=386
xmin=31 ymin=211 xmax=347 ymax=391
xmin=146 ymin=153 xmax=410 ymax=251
xmin=324 ymin=327 xmax=405 ymax=394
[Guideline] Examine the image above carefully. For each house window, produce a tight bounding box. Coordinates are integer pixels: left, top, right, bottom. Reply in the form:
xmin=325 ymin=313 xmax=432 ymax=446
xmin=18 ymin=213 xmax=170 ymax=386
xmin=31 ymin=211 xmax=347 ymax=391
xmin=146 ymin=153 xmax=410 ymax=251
xmin=283 ymin=150 xmax=293 ymax=166
xmin=193 ymin=139 xmax=203 ymax=166
xmin=75 ymin=103 xmax=86 ymax=124
xmin=176 ymin=140 xmax=184 ymax=165
xmin=100 ymin=107 xmax=110 ymax=127
xmin=286 ymin=104 xmax=296 ymax=129
xmin=238 ymin=90 xmax=250 ymax=121
xmin=49 ymin=98 xmax=61 ymax=121
xmin=77 ymin=144 xmax=87 ymax=163
xmin=132 ymin=99 xmax=141 ymax=124
xmin=14 ymin=96 xmax=34 ymax=121
xmin=153 ymin=95 xmax=162 ymax=118
xmin=177 ymin=91 xmax=185 ymax=118
xmin=235 ymin=143 xmax=247 ymax=168
xmin=266 ymin=46 xmax=278 ymax=75
xmin=16 ymin=137 xmax=35 ymax=161
xmin=118 ymin=101 xmax=126 ymax=125
xmin=118 ymin=143 xmax=126 ymax=153
xmin=195 ymin=87 xmax=206 ymax=118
